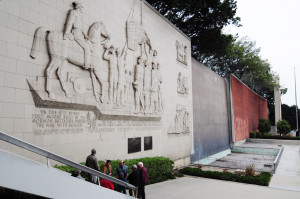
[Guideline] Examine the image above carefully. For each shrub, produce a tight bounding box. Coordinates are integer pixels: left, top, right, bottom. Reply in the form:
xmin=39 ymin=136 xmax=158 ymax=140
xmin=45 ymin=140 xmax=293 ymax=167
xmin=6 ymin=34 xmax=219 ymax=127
xmin=277 ymin=120 xmax=291 ymax=136
xmin=174 ymin=172 xmax=184 ymax=177
xmin=55 ymin=156 xmax=174 ymax=185
xmin=245 ymin=164 xmax=255 ymax=176
xmin=256 ymin=132 xmax=262 ymax=138
xmin=260 ymin=134 xmax=300 ymax=140
xmin=258 ymin=118 xmax=271 ymax=134
xmin=249 ymin=132 xmax=256 ymax=138
xmin=179 ymin=167 xmax=271 ymax=186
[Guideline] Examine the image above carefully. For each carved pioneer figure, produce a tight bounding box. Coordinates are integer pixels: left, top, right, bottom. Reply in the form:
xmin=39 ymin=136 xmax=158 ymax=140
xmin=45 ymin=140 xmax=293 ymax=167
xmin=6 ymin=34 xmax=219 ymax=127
xmin=177 ymin=72 xmax=188 ymax=95
xmin=30 ymin=2 xmax=110 ymax=101
xmin=183 ymin=111 xmax=190 ymax=133
xmin=116 ymin=47 xmax=127 ymax=107
xmin=157 ymin=63 xmax=164 ymax=112
xmin=63 ymin=2 xmax=91 ymax=69
xmin=125 ymin=70 xmax=133 ymax=104
xmin=128 ymin=71 xmax=134 ymax=103
xmin=133 ymin=57 xmax=145 ymax=114
xmin=143 ymin=60 xmax=152 ymax=114
xmin=103 ymin=45 xmax=118 ymax=104
xmin=150 ymin=63 xmax=159 ymax=114
xmin=176 ymin=40 xmax=187 ymax=65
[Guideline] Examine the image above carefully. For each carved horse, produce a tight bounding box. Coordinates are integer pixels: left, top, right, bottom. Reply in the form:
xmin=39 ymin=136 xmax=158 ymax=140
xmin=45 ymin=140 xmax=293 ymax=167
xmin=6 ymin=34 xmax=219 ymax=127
xmin=30 ymin=22 xmax=110 ymax=101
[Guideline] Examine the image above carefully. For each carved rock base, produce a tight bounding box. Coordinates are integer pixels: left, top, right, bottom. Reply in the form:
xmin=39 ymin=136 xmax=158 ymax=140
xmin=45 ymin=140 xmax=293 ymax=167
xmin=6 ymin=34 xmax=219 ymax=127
xmin=27 ymin=77 xmax=161 ymax=121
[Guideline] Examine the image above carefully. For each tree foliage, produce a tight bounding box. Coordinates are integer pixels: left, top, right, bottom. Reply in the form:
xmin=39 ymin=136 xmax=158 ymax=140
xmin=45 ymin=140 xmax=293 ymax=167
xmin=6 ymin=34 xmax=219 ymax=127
xmin=207 ymin=38 xmax=278 ymax=103
xmin=146 ymin=0 xmax=240 ymax=61
xmin=281 ymin=104 xmax=300 ymax=130
xmin=276 ymin=120 xmax=291 ymax=136
xmin=146 ymin=0 xmax=279 ymax=104
xmin=258 ymin=118 xmax=271 ymax=134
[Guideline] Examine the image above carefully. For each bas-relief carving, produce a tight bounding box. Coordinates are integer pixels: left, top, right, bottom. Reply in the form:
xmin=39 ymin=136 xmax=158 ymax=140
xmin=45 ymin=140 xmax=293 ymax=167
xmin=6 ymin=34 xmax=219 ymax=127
xmin=28 ymin=1 xmax=165 ymax=120
xmin=176 ymin=40 xmax=188 ymax=65
xmin=177 ymin=72 xmax=189 ymax=95
xmin=168 ymin=105 xmax=191 ymax=134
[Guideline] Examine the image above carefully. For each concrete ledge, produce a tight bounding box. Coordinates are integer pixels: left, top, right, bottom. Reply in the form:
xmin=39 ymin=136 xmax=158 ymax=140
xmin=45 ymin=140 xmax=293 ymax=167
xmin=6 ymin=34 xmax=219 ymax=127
xmin=246 ymin=138 xmax=300 ymax=145
xmin=192 ymin=149 xmax=231 ymax=165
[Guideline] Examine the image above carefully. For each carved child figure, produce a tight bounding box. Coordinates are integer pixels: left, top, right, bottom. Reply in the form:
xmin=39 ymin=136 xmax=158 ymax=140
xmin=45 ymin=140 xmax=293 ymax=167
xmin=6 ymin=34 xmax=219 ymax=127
xmin=103 ymin=45 xmax=118 ymax=104
xmin=63 ymin=2 xmax=91 ymax=69
xmin=133 ymin=57 xmax=145 ymax=114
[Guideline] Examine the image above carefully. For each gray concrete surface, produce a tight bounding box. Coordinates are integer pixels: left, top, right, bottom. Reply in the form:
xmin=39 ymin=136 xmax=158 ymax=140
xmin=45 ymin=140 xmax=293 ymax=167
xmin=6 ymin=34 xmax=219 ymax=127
xmin=147 ymin=177 xmax=300 ymax=199
xmin=269 ymin=145 xmax=300 ymax=191
xmin=209 ymin=152 xmax=276 ymax=172
xmin=0 ymin=149 xmax=133 ymax=199
xmin=191 ymin=59 xmax=231 ymax=162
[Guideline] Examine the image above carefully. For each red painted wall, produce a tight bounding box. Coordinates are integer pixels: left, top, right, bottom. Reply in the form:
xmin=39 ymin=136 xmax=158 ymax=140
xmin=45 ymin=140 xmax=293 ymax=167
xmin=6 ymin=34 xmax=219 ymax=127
xmin=231 ymin=75 xmax=268 ymax=142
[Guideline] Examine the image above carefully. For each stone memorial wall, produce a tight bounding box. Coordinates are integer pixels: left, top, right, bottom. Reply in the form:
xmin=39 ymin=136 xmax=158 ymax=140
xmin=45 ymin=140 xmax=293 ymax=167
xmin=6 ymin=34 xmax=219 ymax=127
xmin=191 ymin=59 xmax=231 ymax=163
xmin=231 ymin=75 xmax=268 ymax=142
xmin=0 ymin=0 xmax=193 ymax=167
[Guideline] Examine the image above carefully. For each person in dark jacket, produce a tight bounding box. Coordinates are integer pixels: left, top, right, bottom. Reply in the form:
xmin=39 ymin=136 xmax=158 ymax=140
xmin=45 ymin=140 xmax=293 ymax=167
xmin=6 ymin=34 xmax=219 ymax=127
xmin=127 ymin=165 xmax=140 ymax=197
xmin=85 ymin=148 xmax=100 ymax=184
xmin=138 ymin=162 xmax=147 ymax=199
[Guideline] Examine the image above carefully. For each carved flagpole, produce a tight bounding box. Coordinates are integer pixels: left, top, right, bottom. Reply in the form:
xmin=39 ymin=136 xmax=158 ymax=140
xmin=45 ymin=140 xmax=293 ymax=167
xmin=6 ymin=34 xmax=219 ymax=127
xmin=140 ymin=0 xmax=143 ymax=26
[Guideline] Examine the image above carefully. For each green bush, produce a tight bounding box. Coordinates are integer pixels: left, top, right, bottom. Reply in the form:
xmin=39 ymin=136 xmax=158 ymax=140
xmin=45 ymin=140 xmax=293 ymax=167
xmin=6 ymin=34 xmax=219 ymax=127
xmin=55 ymin=156 xmax=174 ymax=185
xmin=174 ymin=172 xmax=184 ymax=177
xmin=258 ymin=118 xmax=271 ymax=134
xmin=260 ymin=134 xmax=300 ymax=140
xmin=249 ymin=132 xmax=256 ymax=138
xmin=277 ymin=120 xmax=291 ymax=136
xmin=256 ymin=132 xmax=262 ymax=138
xmin=179 ymin=167 xmax=271 ymax=186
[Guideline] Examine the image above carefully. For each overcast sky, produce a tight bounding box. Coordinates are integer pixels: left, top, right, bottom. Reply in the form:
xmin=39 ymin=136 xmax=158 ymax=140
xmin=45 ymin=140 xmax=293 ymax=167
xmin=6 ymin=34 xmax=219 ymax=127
xmin=224 ymin=0 xmax=300 ymax=106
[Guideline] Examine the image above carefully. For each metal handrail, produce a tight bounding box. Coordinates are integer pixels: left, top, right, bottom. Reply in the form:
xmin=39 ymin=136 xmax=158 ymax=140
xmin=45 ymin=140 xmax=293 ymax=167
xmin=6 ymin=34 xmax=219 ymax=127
xmin=0 ymin=131 xmax=136 ymax=190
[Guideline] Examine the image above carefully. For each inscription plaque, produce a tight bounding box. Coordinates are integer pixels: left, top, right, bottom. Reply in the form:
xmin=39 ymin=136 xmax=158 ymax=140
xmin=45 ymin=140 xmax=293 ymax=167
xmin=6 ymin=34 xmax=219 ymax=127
xmin=144 ymin=136 xmax=153 ymax=151
xmin=128 ymin=137 xmax=141 ymax=154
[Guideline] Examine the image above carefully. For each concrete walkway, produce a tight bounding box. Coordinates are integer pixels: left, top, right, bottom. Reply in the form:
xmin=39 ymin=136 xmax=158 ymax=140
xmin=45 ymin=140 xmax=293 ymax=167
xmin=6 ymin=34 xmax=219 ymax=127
xmin=147 ymin=177 xmax=300 ymax=199
xmin=269 ymin=145 xmax=300 ymax=191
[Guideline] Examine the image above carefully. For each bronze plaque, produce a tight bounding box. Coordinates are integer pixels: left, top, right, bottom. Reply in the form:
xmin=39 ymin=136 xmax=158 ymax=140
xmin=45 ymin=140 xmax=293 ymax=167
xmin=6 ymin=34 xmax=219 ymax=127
xmin=128 ymin=137 xmax=141 ymax=154
xmin=144 ymin=136 xmax=153 ymax=151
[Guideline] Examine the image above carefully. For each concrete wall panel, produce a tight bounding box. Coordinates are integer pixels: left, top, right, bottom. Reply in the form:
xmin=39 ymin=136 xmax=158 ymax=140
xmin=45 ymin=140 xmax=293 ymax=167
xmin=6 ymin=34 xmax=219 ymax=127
xmin=191 ymin=59 xmax=230 ymax=162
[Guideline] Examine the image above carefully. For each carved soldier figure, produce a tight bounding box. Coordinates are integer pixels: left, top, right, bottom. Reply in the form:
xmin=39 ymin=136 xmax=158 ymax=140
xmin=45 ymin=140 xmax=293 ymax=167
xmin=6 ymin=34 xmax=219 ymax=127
xmin=133 ymin=57 xmax=145 ymax=114
xmin=103 ymin=45 xmax=118 ymax=104
xmin=63 ymin=2 xmax=91 ymax=69
xmin=116 ymin=47 xmax=127 ymax=107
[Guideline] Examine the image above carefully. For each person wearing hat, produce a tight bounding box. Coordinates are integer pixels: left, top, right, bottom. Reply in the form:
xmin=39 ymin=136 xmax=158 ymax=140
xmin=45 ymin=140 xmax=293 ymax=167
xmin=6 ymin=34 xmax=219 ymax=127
xmin=127 ymin=165 xmax=140 ymax=197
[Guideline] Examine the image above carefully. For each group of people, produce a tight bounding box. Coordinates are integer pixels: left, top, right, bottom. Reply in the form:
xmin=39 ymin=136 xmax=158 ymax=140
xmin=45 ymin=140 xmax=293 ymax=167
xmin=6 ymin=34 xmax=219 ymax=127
xmin=72 ymin=149 xmax=147 ymax=198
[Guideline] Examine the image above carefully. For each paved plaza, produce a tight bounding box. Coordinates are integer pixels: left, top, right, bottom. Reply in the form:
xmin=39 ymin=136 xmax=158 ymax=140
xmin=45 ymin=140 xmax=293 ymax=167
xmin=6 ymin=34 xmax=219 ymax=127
xmin=269 ymin=144 xmax=300 ymax=191
xmin=147 ymin=140 xmax=300 ymax=198
xmin=147 ymin=177 xmax=300 ymax=199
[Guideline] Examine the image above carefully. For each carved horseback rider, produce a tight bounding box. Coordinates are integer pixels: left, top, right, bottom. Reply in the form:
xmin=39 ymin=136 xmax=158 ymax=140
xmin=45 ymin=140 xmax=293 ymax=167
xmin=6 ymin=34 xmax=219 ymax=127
xmin=63 ymin=2 xmax=91 ymax=69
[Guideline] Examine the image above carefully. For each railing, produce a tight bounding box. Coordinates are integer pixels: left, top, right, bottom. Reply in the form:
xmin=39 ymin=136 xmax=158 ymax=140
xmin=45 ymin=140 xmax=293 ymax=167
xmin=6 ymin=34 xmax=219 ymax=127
xmin=273 ymin=145 xmax=284 ymax=172
xmin=0 ymin=131 xmax=136 ymax=191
